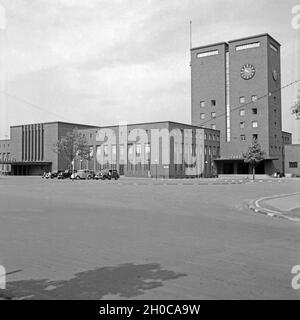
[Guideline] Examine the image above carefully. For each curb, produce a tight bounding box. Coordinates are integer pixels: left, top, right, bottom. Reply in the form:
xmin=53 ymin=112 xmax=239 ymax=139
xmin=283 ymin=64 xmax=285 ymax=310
xmin=248 ymin=193 xmax=300 ymax=223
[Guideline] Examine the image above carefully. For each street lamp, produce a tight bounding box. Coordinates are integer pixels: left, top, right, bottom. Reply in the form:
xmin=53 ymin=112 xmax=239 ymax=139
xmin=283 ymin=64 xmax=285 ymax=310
xmin=204 ymin=160 xmax=208 ymax=178
xmin=154 ymin=159 xmax=158 ymax=180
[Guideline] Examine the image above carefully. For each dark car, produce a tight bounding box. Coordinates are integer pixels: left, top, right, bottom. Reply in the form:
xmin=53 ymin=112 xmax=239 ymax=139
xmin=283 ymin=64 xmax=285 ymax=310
xmin=95 ymin=169 xmax=119 ymax=180
xmin=58 ymin=170 xmax=72 ymax=179
xmin=45 ymin=170 xmax=61 ymax=179
xmin=71 ymin=169 xmax=95 ymax=180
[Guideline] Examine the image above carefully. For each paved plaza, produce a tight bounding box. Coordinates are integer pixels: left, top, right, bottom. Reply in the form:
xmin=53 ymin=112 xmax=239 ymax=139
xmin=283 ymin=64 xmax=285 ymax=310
xmin=0 ymin=177 xmax=299 ymax=299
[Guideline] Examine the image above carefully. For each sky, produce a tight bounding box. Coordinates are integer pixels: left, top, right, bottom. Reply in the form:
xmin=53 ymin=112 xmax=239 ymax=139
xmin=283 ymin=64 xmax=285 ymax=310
xmin=0 ymin=0 xmax=299 ymax=142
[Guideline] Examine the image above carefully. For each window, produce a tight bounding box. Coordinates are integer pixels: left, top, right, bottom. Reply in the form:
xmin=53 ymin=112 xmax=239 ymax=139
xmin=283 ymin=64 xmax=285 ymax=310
xmin=200 ymin=101 xmax=205 ymax=108
xmin=112 ymin=145 xmax=116 ymax=161
xmin=211 ymin=112 xmax=216 ymax=118
xmin=252 ymin=134 xmax=258 ymax=140
xmin=211 ymin=124 xmax=216 ymax=130
xmin=239 ymin=109 xmax=245 ymax=116
xmin=251 ymin=95 xmax=258 ymax=102
xmin=200 ymin=113 xmax=205 ymax=120
xmin=239 ymin=96 xmax=245 ymax=104
xmin=119 ymin=144 xmax=124 ymax=157
xmin=136 ymin=144 xmax=141 ymax=157
xmin=89 ymin=146 xmax=94 ymax=158
xmin=204 ymin=133 xmax=207 ymax=140
xmin=197 ymin=49 xmax=219 ymax=58
xmin=289 ymin=162 xmax=298 ymax=168
xmin=274 ymin=122 xmax=277 ymax=127
xmin=235 ymin=42 xmax=260 ymax=51
xmin=252 ymin=108 xmax=257 ymax=115
xmin=145 ymin=143 xmax=150 ymax=154
xmin=270 ymin=43 xmax=278 ymax=52
xmin=104 ymin=145 xmax=108 ymax=157
xmin=211 ymin=100 xmax=216 ymax=107
xmin=240 ymin=135 xmax=246 ymax=141
xmin=252 ymin=121 xmax=258 ymax=128
xmin=240 ymin=122 xmax=245 ymax=129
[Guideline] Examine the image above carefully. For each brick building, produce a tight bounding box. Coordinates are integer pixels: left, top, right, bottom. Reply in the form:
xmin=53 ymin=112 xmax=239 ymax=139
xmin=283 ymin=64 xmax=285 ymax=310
xmin=191 ymin=33 xmax=292 ymax=175
xmin=0 ymin=121 xmax=220 ymax=178
xmin=284 ymin=144 xmax=300 ymax=177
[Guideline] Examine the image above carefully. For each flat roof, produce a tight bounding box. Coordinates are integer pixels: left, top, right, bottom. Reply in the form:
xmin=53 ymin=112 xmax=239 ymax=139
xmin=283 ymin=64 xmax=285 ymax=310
xmin=82 ymin=120 xmax=220 ymax=132
xmin=228 ymin=33 xmax=281 ymax=46
xmin=11 ymin=121 xmax=98 ymax=128
xmin=9 ymin=120 xmax=220 ymax=133
xmin=191 ymin=41 xmax=227 ymax=51
xmin=191 ymin=33 xmax=281 ymax=52
xmin=0 ymin=161 xmax=52 ymax=165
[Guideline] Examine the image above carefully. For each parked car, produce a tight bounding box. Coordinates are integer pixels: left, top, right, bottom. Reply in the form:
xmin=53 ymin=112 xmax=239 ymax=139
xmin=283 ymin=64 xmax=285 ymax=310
xmin=72 ymin=169 xmax=94 ymax=180
xmin=95 ymin=169 xmax=119 ymax=180
xmin=58 ymin=170 xmax=72 ymax=179
xmin=45 ymin=170 xmax=61 ymax=179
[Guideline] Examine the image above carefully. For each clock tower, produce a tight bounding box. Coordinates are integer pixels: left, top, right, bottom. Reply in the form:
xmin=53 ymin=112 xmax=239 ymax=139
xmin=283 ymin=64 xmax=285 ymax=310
xmin=191 ymin=34 xmax=285 ymax=174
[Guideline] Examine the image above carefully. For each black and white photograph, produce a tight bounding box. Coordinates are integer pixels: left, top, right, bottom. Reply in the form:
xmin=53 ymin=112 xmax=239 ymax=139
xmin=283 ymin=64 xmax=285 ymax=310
xmin=0 ymin=0 xmax=299 ymax=309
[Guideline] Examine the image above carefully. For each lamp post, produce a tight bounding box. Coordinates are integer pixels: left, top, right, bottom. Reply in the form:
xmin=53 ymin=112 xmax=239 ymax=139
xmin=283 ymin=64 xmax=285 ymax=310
xmin=204 ymin=160 xmax=208 ymax=178
xmin=154 ymin=159 xmax=158 ymax=180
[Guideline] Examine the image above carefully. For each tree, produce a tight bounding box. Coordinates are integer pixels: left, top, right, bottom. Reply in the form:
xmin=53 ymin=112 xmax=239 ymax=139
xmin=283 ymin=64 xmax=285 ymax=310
xmin=291 ymin=92 xmax=300 ymax=120
xmin=53 ymin=129 xmax=90 ymax=170
xmin=243 ymin=139 xmax=265 ymax=180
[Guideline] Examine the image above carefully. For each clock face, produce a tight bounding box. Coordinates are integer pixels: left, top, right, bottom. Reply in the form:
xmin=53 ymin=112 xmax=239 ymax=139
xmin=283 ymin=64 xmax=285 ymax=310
xmin=272 ymin=69 xmax=278 ymax=81
xmin=240 ymin=64 xmax=255 ymax=80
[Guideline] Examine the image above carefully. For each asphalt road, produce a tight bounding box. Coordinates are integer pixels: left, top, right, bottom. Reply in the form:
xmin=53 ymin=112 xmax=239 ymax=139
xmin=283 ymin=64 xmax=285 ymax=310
xmin=0 ymin=177 xmax=299 ymax=299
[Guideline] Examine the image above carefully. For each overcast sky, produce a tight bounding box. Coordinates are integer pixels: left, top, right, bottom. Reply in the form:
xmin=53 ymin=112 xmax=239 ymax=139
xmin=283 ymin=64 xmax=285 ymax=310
xmin=0 ymin=0 xmax=299 ymax=141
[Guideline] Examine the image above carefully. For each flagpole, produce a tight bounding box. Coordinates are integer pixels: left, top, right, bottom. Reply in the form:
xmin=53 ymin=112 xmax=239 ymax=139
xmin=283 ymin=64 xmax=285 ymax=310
xmin=0 ymin=5 xmax=8 ymax=140
xmin=189 ymin=20 xmax=192 ymax=50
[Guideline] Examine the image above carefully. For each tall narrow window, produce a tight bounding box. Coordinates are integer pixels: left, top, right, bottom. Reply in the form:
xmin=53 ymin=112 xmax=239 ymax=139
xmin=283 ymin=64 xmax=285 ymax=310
xmin=225 ymin=50 xmax=230 ymax=142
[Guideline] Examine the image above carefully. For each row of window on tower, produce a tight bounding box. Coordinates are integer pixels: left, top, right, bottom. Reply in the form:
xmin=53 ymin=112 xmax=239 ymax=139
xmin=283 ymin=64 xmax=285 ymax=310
xmin=240 ymin=134 xmax=258 ymax=141
xmin=199 ymin=95 xmax=258 ymax=109
xmin=239 ymin=121 xmax=258 ymax=128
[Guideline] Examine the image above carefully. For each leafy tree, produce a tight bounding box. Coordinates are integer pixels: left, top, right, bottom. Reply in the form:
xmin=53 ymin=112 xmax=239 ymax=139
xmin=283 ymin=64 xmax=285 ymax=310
xmin=53 ymin=129 xmax=90 ymax=170
xmin=243 ymin=139 xmax=265 ymax=180
xmin=291 ymin=92 xmax=300 ymax=120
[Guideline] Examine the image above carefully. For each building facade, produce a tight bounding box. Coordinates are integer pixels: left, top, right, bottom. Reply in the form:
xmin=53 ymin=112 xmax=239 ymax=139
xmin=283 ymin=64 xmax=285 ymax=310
xmin=191 ymin=33 xmax=291 ymax=175
xmin=284 ymin=144 xmax=300 ymax=177
xmin=0 ymin=121 xmax=220 ymax=178
xmin=0 ymin=139 xmax=11 ymax=175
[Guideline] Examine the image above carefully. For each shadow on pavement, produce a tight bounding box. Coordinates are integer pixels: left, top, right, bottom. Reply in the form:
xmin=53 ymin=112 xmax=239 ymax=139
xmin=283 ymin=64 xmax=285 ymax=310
xmin=4 ymin=263 xmax=186 ymax=300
